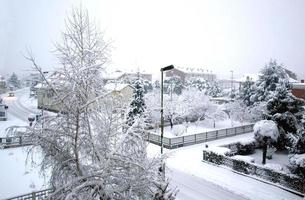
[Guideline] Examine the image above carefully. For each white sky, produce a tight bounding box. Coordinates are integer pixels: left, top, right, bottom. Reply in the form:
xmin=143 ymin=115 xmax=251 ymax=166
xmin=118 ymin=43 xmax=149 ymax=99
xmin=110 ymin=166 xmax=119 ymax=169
xmin=1 ymin=0 xmax=305 ymax=80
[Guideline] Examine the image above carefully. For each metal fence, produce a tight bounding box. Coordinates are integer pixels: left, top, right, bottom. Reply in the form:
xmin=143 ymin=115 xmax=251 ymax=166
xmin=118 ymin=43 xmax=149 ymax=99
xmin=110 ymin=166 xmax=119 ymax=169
xmin=0 ymin=136 xmax=32 ymax=149
xmin=146 ymin=124 xmax=254 ymax=149
xmin=3 ymin=188 xmax=53 ymax=200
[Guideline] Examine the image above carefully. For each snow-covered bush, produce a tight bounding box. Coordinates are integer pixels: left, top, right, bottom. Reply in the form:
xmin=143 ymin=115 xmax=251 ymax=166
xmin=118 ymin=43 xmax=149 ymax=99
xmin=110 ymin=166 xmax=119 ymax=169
xmin=236 ymin=141 xmax=256 ymax=155
xmin=289 ymin=154 xmax=305 ymax=177
xmin=232 ymin=159 xmax=253 ymax=174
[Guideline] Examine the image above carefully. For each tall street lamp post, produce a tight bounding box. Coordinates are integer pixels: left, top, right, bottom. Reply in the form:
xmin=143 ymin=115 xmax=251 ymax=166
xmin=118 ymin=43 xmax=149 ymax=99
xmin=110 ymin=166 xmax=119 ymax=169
xmin=160 ymin=65 xmax=174 ymax=154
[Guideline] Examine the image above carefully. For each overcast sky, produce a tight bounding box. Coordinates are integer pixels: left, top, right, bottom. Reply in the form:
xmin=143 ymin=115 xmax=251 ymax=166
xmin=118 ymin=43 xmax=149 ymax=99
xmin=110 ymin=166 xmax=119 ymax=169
xmin=1 ymin=0 xmax=305 ymax=80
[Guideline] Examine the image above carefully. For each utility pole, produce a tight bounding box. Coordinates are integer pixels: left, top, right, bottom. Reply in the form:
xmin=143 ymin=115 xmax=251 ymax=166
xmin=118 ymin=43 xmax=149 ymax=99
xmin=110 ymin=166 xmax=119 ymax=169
xmin=230 ymin=70 xmax=234 ymax=99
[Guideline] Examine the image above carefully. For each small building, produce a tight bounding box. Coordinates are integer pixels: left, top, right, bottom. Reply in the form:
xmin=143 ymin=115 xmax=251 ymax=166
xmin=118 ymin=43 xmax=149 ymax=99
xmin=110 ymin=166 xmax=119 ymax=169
xmin=36 ymin=78 xmax=134 ymax=113
xmin=165 ymin=67 xmax=216 ymax=83
xmin=103 ymin=69 xmax=152 ymax=84
xmin=103 ymin=83 xmax=134 ymax=104
xmin=292 ymin=80 xmax=305 ymax=100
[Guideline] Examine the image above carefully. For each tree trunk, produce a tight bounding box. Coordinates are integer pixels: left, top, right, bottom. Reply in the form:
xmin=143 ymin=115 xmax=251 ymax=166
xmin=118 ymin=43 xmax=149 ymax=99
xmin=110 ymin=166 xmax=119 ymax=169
xmin=262 ymin=137 xmax=267 ymax=165
xmin=170 ymin=119 xmax=173 ymax=129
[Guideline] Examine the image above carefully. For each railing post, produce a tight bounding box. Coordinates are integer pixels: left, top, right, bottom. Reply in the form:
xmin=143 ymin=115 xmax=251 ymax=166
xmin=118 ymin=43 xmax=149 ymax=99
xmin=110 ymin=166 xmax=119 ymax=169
xmin=19 ymin=136 xmax=22 ymax=145
xmin=182 ymin=136 xmax=184 ymax=145
xmin=169 ymin=138 xmax=171 ymax=149
xmin=216 ymin=130 xmax=218 ymax=139
xmin=32 ymin=191 xmax=36 ymax=200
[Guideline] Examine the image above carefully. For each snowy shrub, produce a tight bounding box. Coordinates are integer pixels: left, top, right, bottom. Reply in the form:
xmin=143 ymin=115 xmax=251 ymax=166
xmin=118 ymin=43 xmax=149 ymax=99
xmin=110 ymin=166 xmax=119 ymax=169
xmin=232 ymin=159 xmax=253 ymax=174
xmin=203 ymin=151 xmax=224 ymax=165
xmin=236 ymin=141 xmax=256 ymax=155
xmin=289 ymin=154 xmax=305 ymax=177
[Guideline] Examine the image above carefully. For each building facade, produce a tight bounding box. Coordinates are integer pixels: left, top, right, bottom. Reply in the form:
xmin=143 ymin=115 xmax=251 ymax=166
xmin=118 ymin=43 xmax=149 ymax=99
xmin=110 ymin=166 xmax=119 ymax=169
xmin=165 ymin=68 xmax=216 ymax=83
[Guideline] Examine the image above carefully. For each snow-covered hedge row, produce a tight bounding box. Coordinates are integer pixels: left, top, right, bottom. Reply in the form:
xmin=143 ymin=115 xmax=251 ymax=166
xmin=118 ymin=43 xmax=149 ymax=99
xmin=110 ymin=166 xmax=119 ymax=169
xmin=289 ymin=153 xmax=305 ymax=178
xmin=202 ymin=150 xmax=305 ymax=194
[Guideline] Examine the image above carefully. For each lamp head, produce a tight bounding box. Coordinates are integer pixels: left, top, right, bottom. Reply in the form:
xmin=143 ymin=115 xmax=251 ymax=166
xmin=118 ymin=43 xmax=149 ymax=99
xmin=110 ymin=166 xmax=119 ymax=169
xmin=161 ymin=65 xmax=174 ymax=72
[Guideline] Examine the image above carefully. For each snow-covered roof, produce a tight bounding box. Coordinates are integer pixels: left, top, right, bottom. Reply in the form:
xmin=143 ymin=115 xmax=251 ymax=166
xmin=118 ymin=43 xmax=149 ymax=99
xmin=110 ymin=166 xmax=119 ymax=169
xmin=176 ymin=67 xmax=213 ymax=74
xmin=289 ymin=77 xmax=298 ymax=83
xmin=104 ymin=83 xmax=132 ymax=91
xmin=103 ymin=70 xmax=124 ymax=80
xmin=292 ymin=82 xmax=305 ymax=89
xmin=235 ymin=73 xmax=260 ymax=83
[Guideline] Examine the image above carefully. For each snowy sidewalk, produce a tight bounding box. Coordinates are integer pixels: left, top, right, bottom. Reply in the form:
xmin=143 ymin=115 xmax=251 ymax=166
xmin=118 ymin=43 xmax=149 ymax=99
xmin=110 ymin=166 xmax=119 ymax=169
xmin=148 ymin=133 xmax=303 ymax=200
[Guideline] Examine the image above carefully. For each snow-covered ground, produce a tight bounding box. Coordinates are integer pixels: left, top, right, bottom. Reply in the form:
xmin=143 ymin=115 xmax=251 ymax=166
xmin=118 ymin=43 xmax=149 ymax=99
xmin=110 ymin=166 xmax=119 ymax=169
xmin=0 ymin=88 xmax=302 ymax=200
xmin=151 ymin=119 xmax=247 ymax=138
xmin=0 ymin=147 xmax=49 ymax=199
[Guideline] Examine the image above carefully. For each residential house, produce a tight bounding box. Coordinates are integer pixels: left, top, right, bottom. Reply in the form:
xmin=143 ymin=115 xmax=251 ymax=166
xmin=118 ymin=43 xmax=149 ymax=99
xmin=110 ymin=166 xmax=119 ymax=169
xmin=36 ymin=74 xmax=134 ymax=113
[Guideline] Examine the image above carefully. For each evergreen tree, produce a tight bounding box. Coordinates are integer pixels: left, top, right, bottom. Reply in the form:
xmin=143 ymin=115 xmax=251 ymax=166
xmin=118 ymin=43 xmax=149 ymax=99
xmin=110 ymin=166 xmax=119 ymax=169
xmin=8 ymin=72 xmax=21 ymax=89
xmin=250 ymin=60 xmax=305 ymax=150
xmin=164 ymin=76 xmax=184 ymax=95
xmin=239 ymin=76 xmax=255 ymax=106
xmin=127 ymin=78 xmax=146 ymax=126
xmin=266 ymin=85 xmax=305 ymax=149
xmin=186 ymin=77 xmax=209 ymax=92
xmin=250 ymin=59 xmax=290 ymax=104
xmin=206 ymin=81 xmax=223 ymax=97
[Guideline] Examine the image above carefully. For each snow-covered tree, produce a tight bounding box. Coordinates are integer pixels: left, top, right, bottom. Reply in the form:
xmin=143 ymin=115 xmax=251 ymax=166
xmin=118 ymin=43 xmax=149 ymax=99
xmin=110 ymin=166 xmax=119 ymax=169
xmin=127 ymin=78 xmax=146 ymax=126
xmin=225 ymin=100 xmax=250 ymax=125
xmin=186 ymin=77 xmax=209 ymax=92
xmin=154 ymin=80 xmax=160 ymax=89
xmin=164 ymin=76 xmax=184 ymax=95
xmin=254 ymin=120 xmax=279 ymax=164
xmin=8 ymin=72 xmax=21 ymax=89
xmin=206 ymin=81 xmax=223 ymax=97
xmin=250 ymin=59 xmax=290 ymax=104
xmin=239 ymin=76 xmax=255 ymax=106
xmin=263 ymin=73 xmax=305 ymax=150
xmin=22 ymin=7 xmax=174 ymax=199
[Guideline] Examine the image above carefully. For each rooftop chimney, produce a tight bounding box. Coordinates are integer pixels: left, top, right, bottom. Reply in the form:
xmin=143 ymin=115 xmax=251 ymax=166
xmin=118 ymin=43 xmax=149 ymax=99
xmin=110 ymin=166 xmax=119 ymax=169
xmin=301 ymin=80 xmax=304 ymax=83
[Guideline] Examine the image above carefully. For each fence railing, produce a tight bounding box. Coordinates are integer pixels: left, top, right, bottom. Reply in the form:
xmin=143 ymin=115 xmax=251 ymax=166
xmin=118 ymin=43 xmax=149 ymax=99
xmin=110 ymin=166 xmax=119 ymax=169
xmin=3 ymin=188 xmax=53 ymax=200
xmin=146 ymin=124 xmax=254 ymax=149
xmin=0 ymin=136 xmax=32 ymax=149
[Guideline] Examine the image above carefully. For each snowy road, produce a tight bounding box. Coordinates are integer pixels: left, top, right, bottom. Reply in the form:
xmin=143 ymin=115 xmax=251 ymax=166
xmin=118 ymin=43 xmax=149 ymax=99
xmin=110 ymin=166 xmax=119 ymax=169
xmin=168 ymin=169 xmax=248 ymax=200
xmin=3 ymin=88 xmax=38 ymax=122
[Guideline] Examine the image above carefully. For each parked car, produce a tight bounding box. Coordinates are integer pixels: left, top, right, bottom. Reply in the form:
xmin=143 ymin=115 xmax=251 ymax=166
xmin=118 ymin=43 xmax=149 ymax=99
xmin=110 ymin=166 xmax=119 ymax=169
xmin=8 ymin=92 xmax=14 ymax=97
xmin=0 ymin=104 xmax=8 ymax=121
